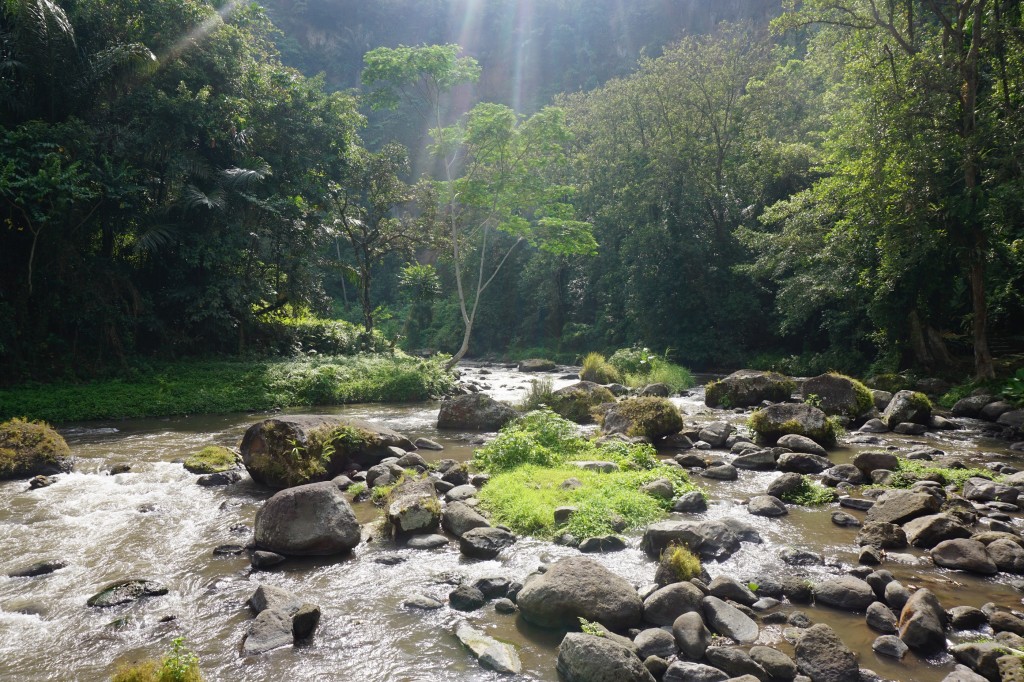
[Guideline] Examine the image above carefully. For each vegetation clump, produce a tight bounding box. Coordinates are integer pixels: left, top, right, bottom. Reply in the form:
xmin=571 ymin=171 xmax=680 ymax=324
xmin=747 ymin=408 xmax=840 ymax=448
xmin=475 ymin=410 xmax=698 ymax=539
xmin=0 ymin=418 xmax=72 ymax=479
xmin=579 ymin=352 xmax=621 ymax=384
xmin=608 ymin=347 xmax=694 ymax=393
xmin=600 ymin=397 xmax=684 ymax=439
xmin=111 ymin=637 xmax=202 ymax=682
xmin=778 ymin=476 xmax=837 ymax=506
xmin=182 ymin=446 xmax=237 ymax=474
xmin=655 ymin=543 xmax=703 ymax=585
xmin=248 ymin=422 xmax=371 ymax=489
xmin=882 ymin=458 xmax=999 ymax=490
xmin=548 ymin=383 xmax=616 ymax=424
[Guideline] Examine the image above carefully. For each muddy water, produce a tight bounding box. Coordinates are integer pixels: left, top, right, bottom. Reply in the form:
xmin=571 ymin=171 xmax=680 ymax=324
xmin=0 ymin=365 xmax=1020 ymax=681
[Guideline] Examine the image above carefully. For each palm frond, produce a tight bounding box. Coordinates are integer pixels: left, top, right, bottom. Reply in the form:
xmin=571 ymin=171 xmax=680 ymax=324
xmin=220 ymin=161 xmax=272 ymax=189
xmin=182 ymin=185 xmax=225 ymax=211
xmin=87 ymin=42 xmax=156 ymax=86
xmin=133 ymin=224 xmax=178 ymax=254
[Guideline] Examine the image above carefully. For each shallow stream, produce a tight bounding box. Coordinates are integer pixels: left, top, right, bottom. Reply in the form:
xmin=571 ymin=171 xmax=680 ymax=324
xmin=1 ymin=364 xmax=1021 ymax=681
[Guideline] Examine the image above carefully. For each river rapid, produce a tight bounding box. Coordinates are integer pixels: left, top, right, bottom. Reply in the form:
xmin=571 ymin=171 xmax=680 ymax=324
xmin=1 ymin=364 xmax=1021 ymax=681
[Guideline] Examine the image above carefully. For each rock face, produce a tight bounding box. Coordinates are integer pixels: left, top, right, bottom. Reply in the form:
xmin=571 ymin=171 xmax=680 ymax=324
xmin=550 ymin=382 xmax=616 ymax=423
xmin=881 ymin=390 xmax=932 ymax=427
xmin=600 ymin=397 xmax=683 ymax=440
xmin=705 ymin=370 xmax=795 ymax=408
xmin=749 ymin=403 xmax=837 ymax=447
xmin=556 ymin=633 xmax=655 ymax=682
xmin=898 ymin=588 xmax=947 ymax=654
xmin=386 ymin=477 xmax=440 ymax=537
xmin=0 ymin=418 xmax=73 ymax=480
xmin=437 ymin=394 xmax=519 ymax=431
xmin=240 ymin=415 xmax=415 ymax=488
xmin=455 ymin=622 xmax=522 ymax=674
xmin=254 ymin=481 xmax=360 ymax=556
xmin=517 ymin=557 xmax=643 ymax=631
xmin=801 ymin=373 xmax=873 ymax=419
xmin=794 ymin=623 xmax=860 ymax=682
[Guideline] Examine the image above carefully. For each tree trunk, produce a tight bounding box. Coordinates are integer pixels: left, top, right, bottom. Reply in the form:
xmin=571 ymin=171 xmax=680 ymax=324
xmin=970 ymin=243 xmax=995 ymax=379
xmin=446 ymin=315 xmax=474 ymax=370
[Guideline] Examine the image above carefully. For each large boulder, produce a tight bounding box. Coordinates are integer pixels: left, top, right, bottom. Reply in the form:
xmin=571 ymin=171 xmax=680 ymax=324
xmin=865 ymin=489 xmax=941 ymax=525
xmin=386 ymin=477 xmax=440 ymax=537
xmin=794 ymin=624 xmax=860 ymax=682
xmin=702 ymin=596 xmax=758 ymax=643
xmin=519 ymin=358 xmax=556 ymax=372
xmin=801 ymin=373 xmax=874 ymax=419
xmin=931 ymin=539 xmax=997 ymax=574
xmin=437 ymin=394 xmax=518 ymax=431
xmin=441 ymin=501 xmax=490 ymax=537
xmin=951 ymin=395 xmax=995 ymax=418
xmin=749 ymin=403 xmax=838 ymax=448
xmin=814 ymin=576 xmax=876 ymax=611
xmin=898 ymin=588 xmax=947 ymax=654
xmin=556 ymin=633 xmax=655 ymax=682
xmin=600 ymin=397 xmax=683 ymax=440
xmin=550 ymin=382 xmax=616 ymax=424
xmin=643 ymin=582 xmax=705 ymax=625
xmin=254 ymin=481 xmax=360 ymax=556
xmin=641 ymin=520 xmax=744 ymax=562
xmin=881 ymin=391 xmax=932 ymax=428
xmin=517 ymin=557 xmax=643 ymax=631
xmin=705 ymin=370 xmax=795 ymax=408
xmin=87 ymin=579 xmax=168 ymax=607
xmin=0 ymin=418 xmax=73 ymax=480
xmin=903 ymin=514 xmax=972 ymax=549
xmin=240 ymin=416 xmax=415 ymax=489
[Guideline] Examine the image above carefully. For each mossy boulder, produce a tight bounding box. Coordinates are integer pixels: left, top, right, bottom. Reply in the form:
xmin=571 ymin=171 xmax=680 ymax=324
xmin=183 ymin=445 xmax=238 ymax=474
xmin=749 ymin=403 xmax=838 ymax=448
xmin=240 ymin=416 xmax=415 ymax=489
xmin=549 ymin=381 xmax=616 ymax=424
xmin=0 ymin=418 xmax=73 ymax=480
xmin=437 ymin=393 xmax=519 ymax=431
xmin=705 ymin=370 xmax=795 ymax=408
xmin=801 ymin=373 xmax=874 ymax=419
xmin=600 ymin=397 xmax=683 ymax=440
xmin=386 ymin=476 xmax=441 ymax=537
xmin=881 ymin=390 xmax=932 ymax=428
xmin=519 ymin=358 xmax=556 ymax=372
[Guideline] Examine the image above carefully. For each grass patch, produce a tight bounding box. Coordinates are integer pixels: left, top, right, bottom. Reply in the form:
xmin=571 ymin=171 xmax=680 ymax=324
xmin=111 ymin=637 xmax=202 ymax=682
xmin=0 ymin=354 xmax=456 ymax=423
xmin=182 ymin=446 xmax=237 ymax=474
xmin=779 ymin=476 xmax=837 ymax=505
xmin=624 ymin=362 xmax=694 ymax=393
xmin=580 ymin=353 xmax=621 ymax=384
xmin=879 ymin=458 xmax=1000 ymax=489
xmin=519 ymin=378 xmax=556 ymax=412
xmin=659 ymin=543 xmax=703 ymax=583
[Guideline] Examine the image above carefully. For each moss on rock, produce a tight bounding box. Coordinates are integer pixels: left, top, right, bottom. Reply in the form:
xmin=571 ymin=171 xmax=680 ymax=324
xmin=549 ymin=382 xmax=616 ymax=423
xmin=748 ymin=403 xmax=838 ymax=448
xmin=0 ymin=418 xmax=73 ymax=480
xmin=183 ymin=446 xmax=238 ymax=474
xmin=600 ymin=397 xmax=683 ymax=439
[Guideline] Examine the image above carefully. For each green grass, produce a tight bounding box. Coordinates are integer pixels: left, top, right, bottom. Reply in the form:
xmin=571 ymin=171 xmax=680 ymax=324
xmin=623 ymin=361 xmax=695 ymax=393
xmin=580 ymin=352 xmax=621 ymax=384
xmin=660 ymin=544 xmax=702 ymax=582
xmin=779 ymin=476 xmax=837 ymax=505
xmin=182 ymin=446 xmax=237 ymax=474
xmin=518 ymin=378 xmax=556 ymax=412
xmin=0 ymin=354 xmax=456 ymax=423
xmin=881 ymin=458 xmax=1000 ymax=489
xmin=111 ymin=637 xmax=202 ymax=682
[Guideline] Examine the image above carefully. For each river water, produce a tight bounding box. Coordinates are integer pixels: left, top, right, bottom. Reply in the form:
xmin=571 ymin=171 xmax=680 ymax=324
xmin=0 ymin=364 xmax=1021 ymax=681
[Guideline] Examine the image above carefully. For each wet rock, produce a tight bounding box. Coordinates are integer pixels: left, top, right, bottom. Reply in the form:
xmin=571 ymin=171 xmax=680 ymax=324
xmin=494 ymin=597 xmax=516 ymax=614
xmin=852 ymin=452 xmax=899 ymax=476
xmin=987 ymin=538 xmax=1024 ymax=573
xmin=951 ymin=641 xmax=1008 ymax=680
xmin=634 ymin=627 xmax=677 ymax=660
xmin=248 ymin=584 xmax=303 ymax=616
xmin=702 ymin=596 xmax=759 ymax=643
xmin=414 ymin=437 xmax=443 ymax=450
xmin=707 ymin=576 xmax=758 ymax=606
xmin=644 ymin=655 xmax=669 ymax=680
xmin=991 ymin=611 xmax=1024 ymax=636
xmin=872 ymin=635 xmax=908 ymax=659
xmin=998 ymin=653 xmax=1024 ymax=681
xmin=866 ymin=602 xmax=898 ymax=633
xmin=898 ymin=588 xmax=947 ymax=654
xmin=455 ymin=621 xmax=522 ymax=674
xmin=858 ymin=419 xmax=888 ymax=433
xmin=406 ymin=534 xmax=449 ymax=550
xmin=663 ymin=661 xmax=728 ymax=682
xmin=449 ymin=584 xmax=486 ymax=611
xmin=705 ymin=646 xmax=767 ymax=678
xmin=778 ymin=433 xmax=829 ymax=457
xmin=801 ymin=373 xmax=872 ymax=419
xmin=856 ymin=522 xmax=907 ymax=549
xmin=964 ymin=477 xmax=1020 ymax=504
xmin=859 ymin=546 xmax=882 ymax=565
xmin=931 ymin=539 xmax=997 ymax=574
xmin=519 ymin=358 xmax=555 ymax=372
xmin=242 ymin=608 xmax=293 ymax=655
xmin=7 ymin=560 xmax=66 ymax=578
xmin=442 ymin=501 xmax=490 ymax=538
xmin=942 ymin=664 xmax=990 ymax=682
xmin=556 ymin=633 xmax=655 ymax=682
xmin=87 ymin=579 xmax=168 ymax=607
xmin=250 ymin=551 xmax=285 ymax=570
xmin=387 ymin=477 xmax=441 ymax=537
xmin=672 ymin=490 xmax=708 ymax=513
xmin=794 ymin=623 xmax=860 ymax=682
xmin=579 ymin=535 xmax=628 ymax=553
xmin=642 ymin=520 xmax=742 ymax=561
xmin=437 ymin=394 xmax=518 ymax=431
xmin=903 ymin=514 xmax=972 ymax=549
xmin=832 ymin=511 xmax=861 ymax=527
xmin=705 ymin=370 xmax=794 ymax=408
xmin=881 ymin=390 xmax=932 ymax=427
xmin=999 ymin=410 xmax=1024 ymax=429
xmin=822 ymin=464 xmax=866 ymax=487
xmin=749 ymin=646 xmax=797 ymax=680
xmin=403 ymin=594 xmax=443 ymax=610
xmin=254 ymin=481 xmax=360 ymax=556
xmin=733 ymin=449 xmax=778 ymax=470
xmin=643 ymin=582 xmax=705 ymax=625
xmin=198 ymin=470 xmax=242 ymax=486
xmin=884 ymin=581 xmax=910 ymax=611
xmin=780 ymin=547 xmax=824 ymax=566
xmin=767 ymin=472 xmax=805 ymax=499
xmin=458 ymin=527 xmax=516 ymax=559
xmin=893 ymin=422 xmax=927 ymax=435
xmin=981 ymin=401 xmax=1014 ymax=421
xmin=776 ymin=452 xmax=832 ymax=474
xmin=28 ymin=474 xmax=56 ymax=489
xmin=787 ymin=611 xmax=812 ymax=627
xmin=702 ymin=464 xmax=738 ymax=480
xmin=673 ymin=611 xmax=711 ymax=660
xmin=814 ymin=576 xmax=876 ymax=611
xmin=751 ymin=402 xmax=837 ymax=447
xmin=749 ymin=493 xmax=786 ymax=516
xmin=517 ymin=557 xmax=643 ymax=631
xmin=947 ymin=605 xmax=987 ymax=630
xmin=292 ymin=603 xmax=321 ymax=639
xmin=698 ymin=422 xmax=734 ymax=448
xmin=952 ymin=395 xmax=994 ymax=418
xmin=864 ymin=489 xmax=941 ymax=525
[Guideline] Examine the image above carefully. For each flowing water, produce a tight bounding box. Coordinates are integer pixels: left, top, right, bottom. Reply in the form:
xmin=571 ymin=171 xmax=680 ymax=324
xmin=0 ymin=365 xmax=1021 ymax=681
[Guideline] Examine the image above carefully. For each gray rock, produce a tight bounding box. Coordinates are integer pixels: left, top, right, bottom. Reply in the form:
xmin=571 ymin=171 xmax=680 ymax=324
xmin=780 ymin=548 xmax=824 ymax=566
xmin=663 ymin=661 xmax=729 ymax=682
xmin=952 ymin=395 xmax=995 ymax=418
xmin=881 ymin=390 xmax=931 ymax=427
xmin=851 ymin=452 xmax=899 ymax=475
xmin=941 ymin=664 xmax=991 ymax=682
xmin=778 ymin=433 xmax=829 ymax=456
xmin=963 ymin=477 xmax=1019 ymax=504
xmin=7 ymin=560 xmax=66 ymax=578
xmin=950 ymin=642 xmax=1008 ymax=681
xmin=455 ymin=621 xmax=522 ymax=674
xmin=856 ymin=522 xmax=907 ymax=549
xmin=832 ymin=511 xmax=861 ymax=527
xmin=893 ymin=422 xmax=927 ymax=435
xmin=292 ymin=603 xmax=320 ymax=639
xmin=987 ymin=538 xmax=1024 ymax=574
xmin=458 ymin=527 xmax=516 ymax=559
xmin=442 ymin=501 xmax=490 ymax=537
xmin=884 ymin=581 xmax=910 ymax=612
xmin=644 ymin=581 xmax=705 ymax=625
xmin=749 ymin=646 xmax=797 ymax=680
xmin=872 ymin=635 xmax=908 ymax=659
xmin=518 ymin=557 xmax=643 ymax=631
xmin=446 ymin=484 xmax=478 ymax=501
xmin=931 ymin=538 xmax=997 ymax=574
xmin=898 ymin=588 xmax=947 ymax=654
xmin=947 ymin=605 xmax=987 ymax=630
xmin=641 ymin=520 xmax=742 ymax=561
xmin=870 ymin=390 xmax=893 ymax=410
xmin=387 ymin=477 xmax=441 ymax=536
xmin=414 ymin=437 xmax=444 ymax=450
xmin=866 ymin=602 xmax=898 ymax=633
xmin=578 ymin=535 xmax=628 ymax=553
xmin=705 ymin=370 xmax=794 ymax=408
xmin=254 ymin=481 xmax=360 ymax=556
xmin=248 ymin=585 xmax=303 ymax=616
xmin=794 ymin=623 xmax=860 ymax=682
xmin=705 ymin=647 xmax=767 ymax=679
xmin=865 ymin=489 xmax=941 ymax=525
xmin=640 ymin=478 xmax=675 ymax=500
xmin=437 ymin=394 xmax=518 ymax=430
xmin=86 ymin=579 xmax=168 ymax=608
xmin=556 ymin=633 xmax=655 ymax=682
xmin=801 ymin=373 xmax=871 ymax=418
xmin=814 ymin=576 xmax=875 ymax=611
xmin=406 ymin=534 xmax=449 ymax=549
xmin=903 ymin=514 xmax=972 ymax=548
xmin=242 ymin=608 xmax=293 ymax=655
xmin=699 ymin=421 xmax=734 ymax=448
xmin=449 ymin=584 xmax=486 ymax=612
xmin=750 ymin=402 xmax=836 ymax=447
xmin=998 ymin=409 xmax=1024 ymax=429
xmin=980 ymin=400 xmax=1014 ymax=421
xmin=859 ymin=419 xmax=888 ymax=433
xmin=702 ymin=464 xmax=739 ymax=480
xmin=702 ymin=596 xmax=759 ymax=643
xmin=776 ymin=452 xmax=832 ymax=474
xmin=403 ymin=594 xmax=444 ymax=610
xmin=767 ymin=472 xmax=805 ymax=499
xmin=673 ymin=490 xmax=708 ymax=513
xmin=671 ymin=611 xmax=710 ymax=661
xmin=634 ymin=627 xmax=677 ymax=660
xmin=748 ymin=495 xmax=788 ymax=517
xmin=708 ymin=576 xmax=758 ymax=606
xmin=733 ymin=449 xmax=779 ymax=470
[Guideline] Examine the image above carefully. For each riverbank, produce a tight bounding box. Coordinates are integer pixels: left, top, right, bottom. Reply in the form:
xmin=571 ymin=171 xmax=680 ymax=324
xmin=0 ymin=354 xmax=456 ymax=424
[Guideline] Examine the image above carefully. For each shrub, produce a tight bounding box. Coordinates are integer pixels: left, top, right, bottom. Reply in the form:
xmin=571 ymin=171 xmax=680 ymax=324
xmin=580 ymin=352 xmax=621 ymax=384
xmin=518 ymin=378 xmax=555 ymax=412
xmin=1002 ymin=369 xmax=1024 ymax=407
xmin=640 ymin=361 xmax=695 ymax=393
xmin=779 ymin=476 xmax=837 ymax=506
xmin=474 ymin=409 xmax=586 ymax=472
xmin=110 ymin=637 xmax=202 ymax=682
xmin=182 ymin=446 xmax=237 ymax=474
xmin=883 ymin=458 xmax=999 ymax=490
xmin=609 ymin=346 xmax=655 ymax=375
